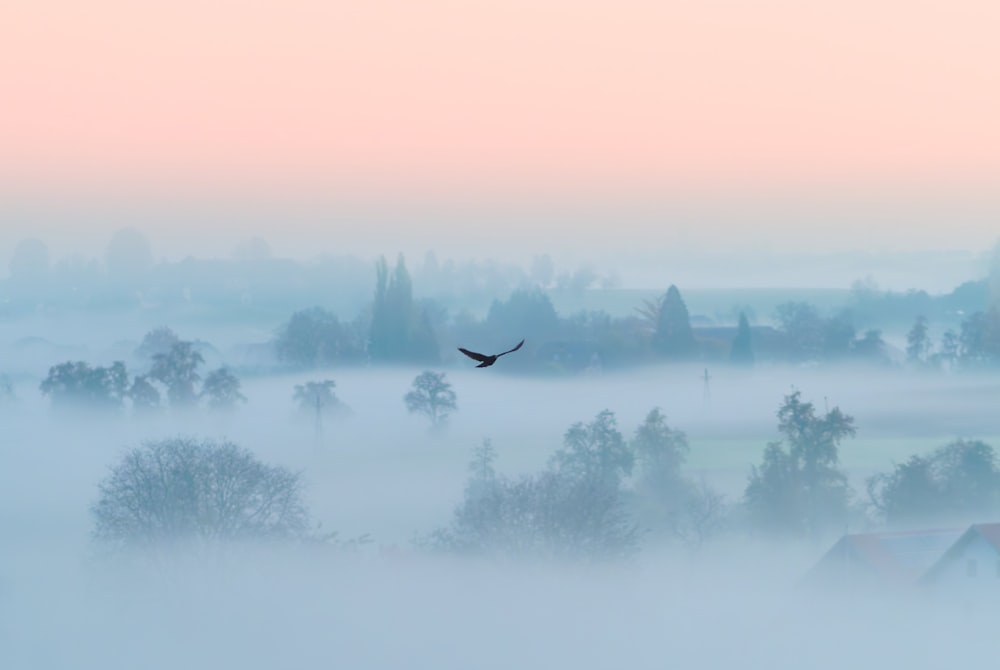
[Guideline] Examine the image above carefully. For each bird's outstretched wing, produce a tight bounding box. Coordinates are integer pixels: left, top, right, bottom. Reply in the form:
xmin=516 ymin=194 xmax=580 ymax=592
xmin=498 ymin=339 xmax=525 ymax=357
xmin=458 ymin=347 xmax=489 ymax=362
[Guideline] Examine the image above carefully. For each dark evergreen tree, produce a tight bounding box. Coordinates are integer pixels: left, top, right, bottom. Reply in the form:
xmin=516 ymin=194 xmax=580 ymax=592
xmin=652 ymin=285 xmax=696 ymax=358
xmin=369 ymin=254 xmax=438 ymax=363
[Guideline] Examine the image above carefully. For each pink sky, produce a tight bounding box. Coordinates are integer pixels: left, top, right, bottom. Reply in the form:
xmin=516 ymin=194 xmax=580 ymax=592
xmin=3 ymin=0 xmax=1000 ymax=275
xmin=4 ymin=0 xmax=999 ymax=198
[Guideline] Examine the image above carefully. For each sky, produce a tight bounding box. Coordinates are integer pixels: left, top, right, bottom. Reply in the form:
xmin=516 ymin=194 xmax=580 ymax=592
xmin=2 ymin=0 xmax=1000 ymax=265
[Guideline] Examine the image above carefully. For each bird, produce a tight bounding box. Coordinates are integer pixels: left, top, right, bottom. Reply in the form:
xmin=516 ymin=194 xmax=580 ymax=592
xmin=458 ymin=339 xmax=525 ymax=368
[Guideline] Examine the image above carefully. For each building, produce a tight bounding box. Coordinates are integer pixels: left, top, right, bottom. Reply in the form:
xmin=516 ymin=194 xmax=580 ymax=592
xmin=920 ymin=523 xmax=1000 ymax=598
xmin=801 ymin=527 xmax=963 ymax=590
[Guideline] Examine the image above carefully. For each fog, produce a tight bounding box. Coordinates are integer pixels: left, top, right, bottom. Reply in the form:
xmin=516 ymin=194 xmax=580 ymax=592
xmin=4 ymin=357 xmax=1000 ymax=668
xmin=2 ymin=190 xmax=998 ymax=292
xmin=3 ymin=231 xmax=1000 ymax=669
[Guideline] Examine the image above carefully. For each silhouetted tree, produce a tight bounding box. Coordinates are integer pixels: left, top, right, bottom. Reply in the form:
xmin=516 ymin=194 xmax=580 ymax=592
xmin=632 ymin=408 xmax=688 ymax=494
xmin=464 ymin=438 xmax=499 ymax=503
xmin=149 ymin=341 xmax=204 ymax=408
xmin=729 ymin=312 xmax=754 ymax=366
xmin=275 ymin=307 xmax=359 ymax=367
xmin=40 ymin=361 xmax=129 ymax=411
xmin=936 ymin=329 xmax=960 ymax=370
xmin=550 ymin=409 xmax=633 ymax=489
xmin=652 ymin=285 xmax=696 ymax=358
xmin=745 ymin=391 xmax=856 ymax=537
xmin=369 ymin=254 xmax=438 ymax=363
xmin=293 ymin=380 xmax=348 ymax=416
xmin=92 ymin=437 xmax=309 ymax=553
xmin=430 ymin=441 xmax=639 ymax=561
xmin=868 ymin=440 xmax=1000 ymax=526
xmin=906 ymin=316 xmax=932 ymax=366
xmin=127 ymin=375 xmax=161 ymax=412
xmin=293 ymin=379 xmax=350 ymax=440
xmin=486 ymin=287 xmax=559 ymax=349
xmin=775 ymin=302 xmax=824 ymax=362
xmin=201 ymin=367 xmax=247 ymax=411
xmin=822 ymin=310 xmax=856 ymax=360
xmin=958 ymin=308 xmax=1000 ymax=367
xmin=404 ymin=371 xmax=457 ymax=431
xmin=852 ymin=329 xmax=890 ymax=364
xmin=135 ymin=326 xmax=182 ymax=361
xmin=673 ymin=479 xmax=728 ymax=550
xmin=629 ymin=408 xmax=695 ymax=539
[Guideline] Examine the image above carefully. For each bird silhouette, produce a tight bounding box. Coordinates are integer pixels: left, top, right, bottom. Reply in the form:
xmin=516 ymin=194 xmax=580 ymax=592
xmin=458 ymin=339 xmax=525 ymax=368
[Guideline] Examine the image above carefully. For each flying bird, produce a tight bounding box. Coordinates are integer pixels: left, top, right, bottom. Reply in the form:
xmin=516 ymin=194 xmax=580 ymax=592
xmin=458 ymin=339 xmax=525 ymax=368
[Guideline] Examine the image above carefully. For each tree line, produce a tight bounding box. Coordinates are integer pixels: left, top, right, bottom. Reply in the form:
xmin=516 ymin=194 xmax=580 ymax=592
xmin=89 ymin=388 xmax=1000 ymax=563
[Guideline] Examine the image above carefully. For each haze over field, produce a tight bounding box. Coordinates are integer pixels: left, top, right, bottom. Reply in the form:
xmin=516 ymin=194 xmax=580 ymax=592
xmin=4 ymin=0 xmax=1000 ymax=668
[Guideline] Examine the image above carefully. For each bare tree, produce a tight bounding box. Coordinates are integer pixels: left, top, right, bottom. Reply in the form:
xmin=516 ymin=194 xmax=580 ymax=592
xmin=92 ymin=437 xmax=309 ymax=553
xmin=404 ymin=370 xmax=457 ymax=431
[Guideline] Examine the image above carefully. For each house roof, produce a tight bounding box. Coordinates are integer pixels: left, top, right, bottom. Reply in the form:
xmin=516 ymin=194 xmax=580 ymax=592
xmin=803 ymin=527 xmax=963 ymax=588
xmin=919 ymin=522 xmax=1000 ymax=584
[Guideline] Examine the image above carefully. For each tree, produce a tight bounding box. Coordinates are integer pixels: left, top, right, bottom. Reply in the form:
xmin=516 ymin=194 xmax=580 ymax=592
xmin=774 ymin=302 xmax=824 ymax=362
xmin=906 ymin=316 xmax=932 ymax=366
xmin=485 ymin=287 xmax=559 ymax=350
xmin=275 ymin=307 xmax=359 ymax=368
xmin=867 ymin=455 xmax=943 ymax=527
xmin=673 ymin=479 xmax=728 ymax=550
xmin=293 ymin=379 xmax=351 ymax=439
xmin=430 ymin=442 xmax=639 ymax=561
xmin=629 ymin=408 xmax=699 ymax=541
xmin=201 ymin=367 xmax=247 ymax=411
xmin=934 ymin=439 xmax=1000 ymax=516
xmin=464 ymin=438 xmax=499 ymax=503
xmin=127 ymin=375 xmax=161 ymax=412
xmin=729 ymin=311 xmax=754 ymax=366
xmin=369 ymin=254 xmax=439 ymax=363
xmin=39 ymin=360 xmax=129 ymax=411
xmin=822 ymin=310 xmax=856 ymax=360
xmin=293 ymin=380 xmax=348 ymax=416
xmin=936 ymin=329 xmax=960 ymax=370
xmin=868 ymin=440 xmax=1000 ymax=526
xmin=149 ymin=341 xmax=204 ymax=408
xmin=652 ymin=285 xmax=696 ymax=358
xmin=632 ymin=408 xmax=688 ymax=493
xmin=744 ymin=391 xmax=856 ymax=537
xmin=550 ymin=409 xmax=633 ymax=489
xmin=135 ymin=326 xmax=182 ymax=361
xmin=958 ymin=308 xmax=1000 ymax=368
xmin=852 ymin=328 xmax=890 ymax=364
xmin=404 ymin=371 xmax=457 ymax=431
xmin=92 ymin=437 xmax=309 ymax=553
